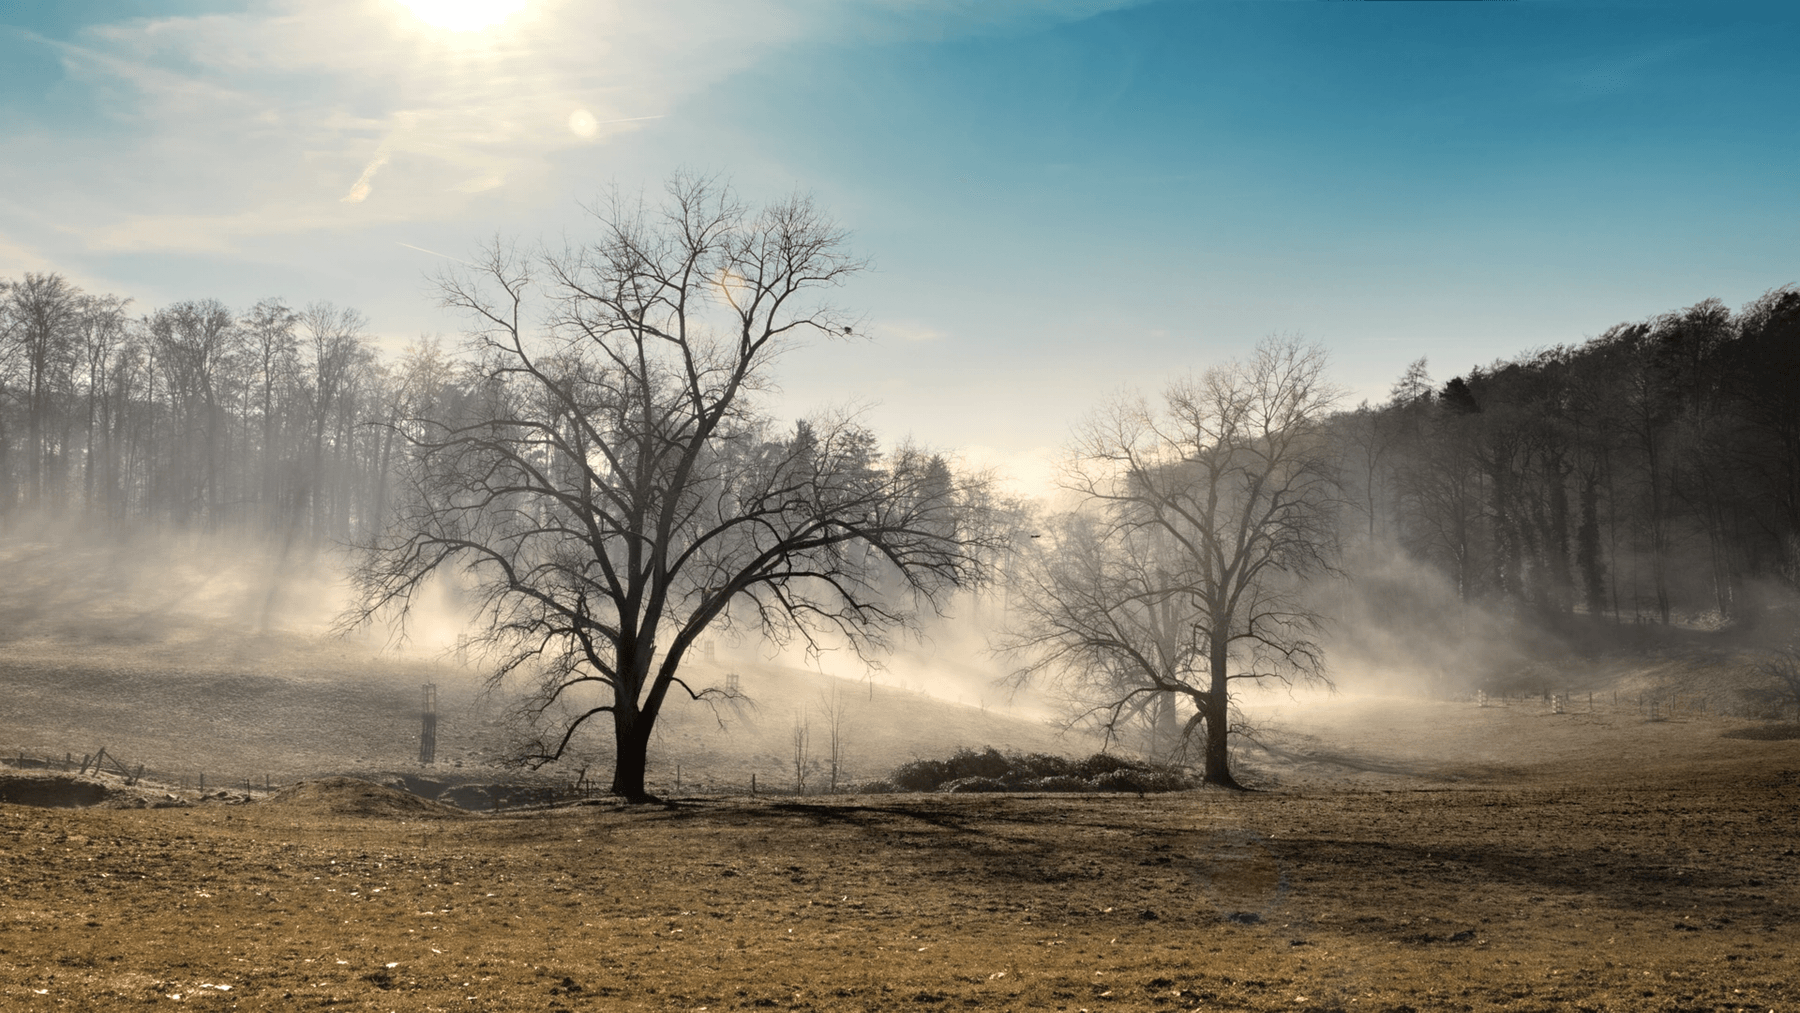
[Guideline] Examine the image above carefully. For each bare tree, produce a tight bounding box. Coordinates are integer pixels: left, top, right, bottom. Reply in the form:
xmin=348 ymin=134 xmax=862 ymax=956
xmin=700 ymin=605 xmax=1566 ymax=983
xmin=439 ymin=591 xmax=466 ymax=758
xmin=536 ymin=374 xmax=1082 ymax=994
xmin=1007 ymin=335 xmax=1342 ymax=789
xmin=77 ymin=293 xmax=132 ymax=515
xmin=819 ymin=683 xmax=848 ymax=792
xmin=148 ymin=299 xmax=242 ymax=525
xmin=1745 ymin=645 xmax=1800 ymax=722
xmin=240 ymin=298 xmax=299 ymax=527
xmin=343 ymin=173 xmax=989 ymax=802
xmin=1006 ymin=512 xmax=1201 ymax=752
xmin=791 ymin=709 xmax=811 ymax=795
xmin=297 ymin=302 xmax=371 ymax=540
xmin=6 ymin=273 xmax=83 ymax=508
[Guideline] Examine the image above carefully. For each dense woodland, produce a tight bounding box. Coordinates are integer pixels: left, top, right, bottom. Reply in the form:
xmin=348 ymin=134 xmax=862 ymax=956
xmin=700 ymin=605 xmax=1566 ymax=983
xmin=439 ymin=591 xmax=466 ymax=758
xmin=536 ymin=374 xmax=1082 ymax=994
xmin=2 ymin=270 xmax=1796 ymax=630
xmin=1332 ymin=286 xmax=1800 ymax=628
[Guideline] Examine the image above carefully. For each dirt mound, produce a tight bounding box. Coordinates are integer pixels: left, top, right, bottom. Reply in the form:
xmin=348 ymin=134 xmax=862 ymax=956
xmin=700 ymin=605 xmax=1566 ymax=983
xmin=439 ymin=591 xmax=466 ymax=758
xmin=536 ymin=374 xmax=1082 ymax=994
xmin=0 ymin=773 xmax=113 ymax=808
xmin=263 ymin=776 xmax=470 ymax=819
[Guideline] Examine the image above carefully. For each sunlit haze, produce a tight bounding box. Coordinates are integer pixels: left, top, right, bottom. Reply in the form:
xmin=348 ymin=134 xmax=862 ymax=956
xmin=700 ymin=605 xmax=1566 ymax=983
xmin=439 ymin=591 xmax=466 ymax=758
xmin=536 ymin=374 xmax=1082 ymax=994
xmin=397 ymin=0 xmax=524 ymax=32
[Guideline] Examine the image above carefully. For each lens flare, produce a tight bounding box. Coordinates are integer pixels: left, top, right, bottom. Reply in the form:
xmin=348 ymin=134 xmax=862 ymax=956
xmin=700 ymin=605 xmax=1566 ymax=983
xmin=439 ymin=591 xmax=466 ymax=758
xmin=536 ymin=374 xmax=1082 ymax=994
xmin=398 ymin=0 xmax=525 ymax=32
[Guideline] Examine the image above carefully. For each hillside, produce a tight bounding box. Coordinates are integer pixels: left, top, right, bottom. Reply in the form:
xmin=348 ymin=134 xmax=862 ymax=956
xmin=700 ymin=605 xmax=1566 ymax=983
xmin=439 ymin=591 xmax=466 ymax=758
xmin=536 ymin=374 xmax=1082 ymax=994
xmin=0 ymin=529 xmax=1097 ymax=795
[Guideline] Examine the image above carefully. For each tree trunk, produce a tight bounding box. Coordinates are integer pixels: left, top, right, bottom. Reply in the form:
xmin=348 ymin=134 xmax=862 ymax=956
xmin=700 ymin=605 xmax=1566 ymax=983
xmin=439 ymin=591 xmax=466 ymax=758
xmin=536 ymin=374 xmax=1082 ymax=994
xmin=1152 ymin=692 xmax=1181 ymax=762
xmin=609 ymin=713 xmax=657 ymax=803
xmin=1201 ymin=641 xmax=1244 ymax=789
xmin=1577 ymin=470 xmax=1605 ymax=618
xmin=1544 ymin=450 xmax=1572 ymax=612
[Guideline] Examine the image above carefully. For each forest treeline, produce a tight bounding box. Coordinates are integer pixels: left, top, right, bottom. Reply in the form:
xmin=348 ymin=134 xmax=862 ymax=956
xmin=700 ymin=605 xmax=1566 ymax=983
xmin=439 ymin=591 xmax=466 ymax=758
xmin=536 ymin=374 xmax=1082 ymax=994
xmin=0 ymin=273 xmax=448 ymax=544
xmin=2 ymin=269 xmax=1796 ymax=628
xmin=1332 ymin=286 xmax=1800 ymax=628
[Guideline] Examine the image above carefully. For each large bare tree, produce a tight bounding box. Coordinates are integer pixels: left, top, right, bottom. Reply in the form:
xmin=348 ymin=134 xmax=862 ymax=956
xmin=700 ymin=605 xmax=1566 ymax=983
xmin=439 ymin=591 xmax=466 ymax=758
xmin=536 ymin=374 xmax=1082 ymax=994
xmin=344 ymin=174 xmax=987 ymax=801
xmin=1007 ymin=335 xmax=1342 ymax=789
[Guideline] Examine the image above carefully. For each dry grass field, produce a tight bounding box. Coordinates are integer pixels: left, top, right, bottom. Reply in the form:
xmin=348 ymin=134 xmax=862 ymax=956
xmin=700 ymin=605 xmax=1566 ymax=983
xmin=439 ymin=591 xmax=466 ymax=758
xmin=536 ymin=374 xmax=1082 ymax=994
xmin=2 ymin=698 xmax=1797 ymax=1012
xmin=2 ymin=533 xmax=1797 ymax=1011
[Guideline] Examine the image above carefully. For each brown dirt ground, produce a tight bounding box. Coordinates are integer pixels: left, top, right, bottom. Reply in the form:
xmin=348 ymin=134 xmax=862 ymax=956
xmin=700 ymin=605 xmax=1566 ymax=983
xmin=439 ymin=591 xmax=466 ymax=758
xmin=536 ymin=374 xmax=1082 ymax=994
xmin=3 ymin=700 xmax=1797 ymax=1012
xmin=3 ymin=533 xmax=1796 ymax=1010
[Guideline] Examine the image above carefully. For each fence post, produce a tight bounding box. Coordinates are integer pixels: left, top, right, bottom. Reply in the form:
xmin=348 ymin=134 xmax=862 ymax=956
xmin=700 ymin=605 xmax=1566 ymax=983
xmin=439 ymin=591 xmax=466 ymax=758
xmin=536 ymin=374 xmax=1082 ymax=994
xmin=419 ymin=684 xmax=438 ymax=765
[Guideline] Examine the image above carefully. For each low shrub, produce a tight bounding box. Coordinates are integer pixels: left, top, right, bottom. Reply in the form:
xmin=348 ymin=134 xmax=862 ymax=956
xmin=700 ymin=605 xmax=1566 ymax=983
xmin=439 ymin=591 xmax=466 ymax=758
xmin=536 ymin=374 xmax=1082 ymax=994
xmin=892 ymin=747 xmax=1012 ymax=791
xmin=940 ymin=776 xmax=1009 ymax=793
xmin=883 ymin=748 xmax=1192 ymax=794
xmin=1093 ymin=767 xmax=1188 ymax=793
xmin=944 ymin=747 xmax=1012 ymax=781
xmin=1007 ymin=752 xmax=1077 ymax=779
xmin=1075 ymin=753 xmax=1140 ymax=779
xmin=889 ymin=759 xmax=950 ymax=792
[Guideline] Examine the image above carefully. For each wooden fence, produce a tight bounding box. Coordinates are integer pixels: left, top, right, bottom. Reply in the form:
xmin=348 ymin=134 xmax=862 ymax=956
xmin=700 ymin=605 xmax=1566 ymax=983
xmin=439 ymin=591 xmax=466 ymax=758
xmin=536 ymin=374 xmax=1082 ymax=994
xmin=1 ymin=746 xmax=280 ymax=794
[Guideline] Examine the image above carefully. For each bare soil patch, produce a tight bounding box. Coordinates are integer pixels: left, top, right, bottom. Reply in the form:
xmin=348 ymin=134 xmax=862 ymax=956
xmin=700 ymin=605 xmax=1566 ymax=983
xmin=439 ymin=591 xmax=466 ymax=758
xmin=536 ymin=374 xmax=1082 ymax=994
xmin=263 ymin=778 xmax=473 ymax=821
xmin=0 ymin=774 xmax=111 ymax=808
xmin=3 ymin=703 xmax=1796 ymax=1012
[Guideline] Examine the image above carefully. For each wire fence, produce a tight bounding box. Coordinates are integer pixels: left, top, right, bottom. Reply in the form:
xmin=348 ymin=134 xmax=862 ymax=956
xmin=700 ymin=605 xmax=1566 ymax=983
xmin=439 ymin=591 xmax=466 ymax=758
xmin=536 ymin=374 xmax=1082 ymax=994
xmin=0 ymin=745 xmax=286 ymax=794
xmin=0 ymin=745 xmax=844 ymax=810
xmin=1472 ymin=688 xmax=1719 ymax=722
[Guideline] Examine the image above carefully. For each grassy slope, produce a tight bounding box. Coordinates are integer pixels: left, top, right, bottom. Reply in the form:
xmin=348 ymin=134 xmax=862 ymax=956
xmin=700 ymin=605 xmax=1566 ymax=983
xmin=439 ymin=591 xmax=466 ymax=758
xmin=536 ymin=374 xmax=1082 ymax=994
xmin=0 ymin=530 xmax=1096 ymax=792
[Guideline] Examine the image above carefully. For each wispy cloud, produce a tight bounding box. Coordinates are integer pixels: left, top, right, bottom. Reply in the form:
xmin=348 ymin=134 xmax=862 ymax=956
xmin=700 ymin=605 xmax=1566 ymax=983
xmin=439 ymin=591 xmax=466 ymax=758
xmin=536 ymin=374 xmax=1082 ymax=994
xmin=4 ymin=1 xmax=805 ymax=252
xmin=0 ymin=0 xmax=1141 ymax=264
xmin=341 ymin=152 xmax=390 ymax=204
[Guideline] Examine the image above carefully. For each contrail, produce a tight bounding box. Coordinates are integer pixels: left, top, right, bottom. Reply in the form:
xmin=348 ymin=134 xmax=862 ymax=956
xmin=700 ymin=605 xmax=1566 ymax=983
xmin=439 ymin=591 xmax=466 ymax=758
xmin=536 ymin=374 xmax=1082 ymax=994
xmin=396 ymin=242 xmax=477 ymax=267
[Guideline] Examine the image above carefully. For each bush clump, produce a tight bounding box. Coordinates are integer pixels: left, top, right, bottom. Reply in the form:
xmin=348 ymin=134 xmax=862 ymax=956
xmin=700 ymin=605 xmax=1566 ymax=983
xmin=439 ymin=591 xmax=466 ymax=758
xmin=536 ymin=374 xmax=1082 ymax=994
xmin=1093 ymin=767 xmax=1188 ymax=793
xmin=1000 ymin=752 xmax=1078 ymax=781
xmin=1075 ymin=753 xmax=1140 ymax=779
xmin=891 ymin=746 xmax=1012 ymax=791
xmin=940 ymin=776 xmax=1009 ymax=793
xmin=886 ymin=747 xmax=1191 ymax=794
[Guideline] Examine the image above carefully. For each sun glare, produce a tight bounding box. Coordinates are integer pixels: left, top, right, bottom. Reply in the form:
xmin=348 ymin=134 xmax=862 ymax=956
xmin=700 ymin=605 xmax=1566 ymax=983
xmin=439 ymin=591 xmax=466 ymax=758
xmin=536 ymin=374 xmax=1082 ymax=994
xmin=398 ymin=0 xmax=525 ymax=32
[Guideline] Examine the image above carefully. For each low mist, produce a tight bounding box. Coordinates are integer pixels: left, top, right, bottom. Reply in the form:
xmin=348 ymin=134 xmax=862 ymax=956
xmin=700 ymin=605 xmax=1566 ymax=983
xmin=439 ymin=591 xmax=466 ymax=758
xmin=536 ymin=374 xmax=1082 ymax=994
xmin=3 ymin=505 xmax=1792 ymax=793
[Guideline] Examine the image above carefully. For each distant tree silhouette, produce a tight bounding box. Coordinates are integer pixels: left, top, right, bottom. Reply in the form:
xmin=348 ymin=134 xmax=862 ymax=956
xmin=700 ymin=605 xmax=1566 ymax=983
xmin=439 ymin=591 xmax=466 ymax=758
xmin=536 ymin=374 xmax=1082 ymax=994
xmin=1007 ymin=336 xmax=1342 ymax=789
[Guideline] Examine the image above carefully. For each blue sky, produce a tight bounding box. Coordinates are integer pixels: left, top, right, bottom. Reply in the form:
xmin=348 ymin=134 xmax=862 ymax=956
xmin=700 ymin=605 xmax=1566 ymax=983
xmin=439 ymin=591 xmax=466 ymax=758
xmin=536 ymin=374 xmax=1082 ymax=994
xmin=3 ymin=0 xmax=1796 ymax=493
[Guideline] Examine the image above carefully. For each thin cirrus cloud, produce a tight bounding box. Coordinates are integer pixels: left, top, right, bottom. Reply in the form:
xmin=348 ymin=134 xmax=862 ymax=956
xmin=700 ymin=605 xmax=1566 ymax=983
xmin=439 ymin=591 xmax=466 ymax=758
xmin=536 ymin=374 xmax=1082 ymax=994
xmin=340 ymin=152 xmax=390 ymax=204
xmin=0 ymin=0 xmax=1145 ymax=262
xmin=3 ymin=0 xmax=832 ymax=256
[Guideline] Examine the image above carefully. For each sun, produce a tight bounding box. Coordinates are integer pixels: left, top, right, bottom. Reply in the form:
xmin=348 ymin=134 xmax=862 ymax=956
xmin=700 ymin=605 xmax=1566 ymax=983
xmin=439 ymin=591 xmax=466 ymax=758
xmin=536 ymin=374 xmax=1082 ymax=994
xmin=397 ymin=0 xmax=525 ymax=32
